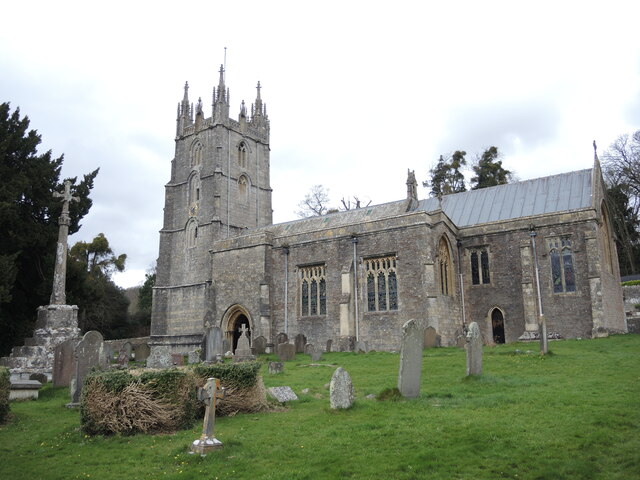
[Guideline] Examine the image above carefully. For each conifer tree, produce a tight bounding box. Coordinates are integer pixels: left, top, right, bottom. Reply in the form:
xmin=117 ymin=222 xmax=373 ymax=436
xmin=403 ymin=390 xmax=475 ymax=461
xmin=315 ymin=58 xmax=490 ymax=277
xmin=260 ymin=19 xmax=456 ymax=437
xmin=470 ymin=146 xmax=512 ymax=189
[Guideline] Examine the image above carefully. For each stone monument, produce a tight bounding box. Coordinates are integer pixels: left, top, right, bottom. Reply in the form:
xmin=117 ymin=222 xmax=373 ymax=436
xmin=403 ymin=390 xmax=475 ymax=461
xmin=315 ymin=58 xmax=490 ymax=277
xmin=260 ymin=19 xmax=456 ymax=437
xmin=191 ymin=377 xmax=225 ymax=454
xmin=397 ymin=319 xmax=423 ymax=398
xmin=0 ymin=180 xmax=81 ymax=381
xmin=465 ymin=322 xmax=483 ymax=376
xmin=70 ymin=330 xmax=106 ymax=405
xmin=232 ymin=325 xmax=255 ymax=362
xmin=330 ymin=367 xmax=354 ymax=409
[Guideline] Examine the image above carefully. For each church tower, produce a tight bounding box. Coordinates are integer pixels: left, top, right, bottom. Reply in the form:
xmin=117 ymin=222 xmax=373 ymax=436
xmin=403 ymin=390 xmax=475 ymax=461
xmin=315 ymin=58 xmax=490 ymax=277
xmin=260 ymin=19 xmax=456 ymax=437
xmin=150 ymin=66 xmax=272 ymax=355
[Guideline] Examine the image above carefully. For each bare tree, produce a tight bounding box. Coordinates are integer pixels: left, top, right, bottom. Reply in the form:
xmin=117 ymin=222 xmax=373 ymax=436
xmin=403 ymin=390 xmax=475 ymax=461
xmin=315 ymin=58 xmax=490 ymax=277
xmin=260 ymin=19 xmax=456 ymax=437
xmin=296 ymin=185 xmax=331 ymax=218
xmin=340 ymin=196 xmax=372 ymax=211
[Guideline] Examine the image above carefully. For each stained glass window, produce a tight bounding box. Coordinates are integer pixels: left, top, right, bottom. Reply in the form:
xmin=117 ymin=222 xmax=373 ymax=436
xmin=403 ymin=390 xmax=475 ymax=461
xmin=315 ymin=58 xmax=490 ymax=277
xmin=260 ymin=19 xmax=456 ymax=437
xmin=310 ymin=279 xmax=318 ymax=315
xmin=471 ymin=251 xmax=479 ymax=285
xmin=481 ymin=250 xmax=490 ymax=284
xmin=549 ymin=237 xmax=576 ymax=293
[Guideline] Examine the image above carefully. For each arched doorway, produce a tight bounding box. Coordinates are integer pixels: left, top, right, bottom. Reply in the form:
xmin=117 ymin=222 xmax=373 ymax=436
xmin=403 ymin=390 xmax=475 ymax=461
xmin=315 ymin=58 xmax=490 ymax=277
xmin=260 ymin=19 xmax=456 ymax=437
xmin=491 ymin=308 xmax=505 ymax=344
xmin=222 ymin=305 xmax=252 ymax=353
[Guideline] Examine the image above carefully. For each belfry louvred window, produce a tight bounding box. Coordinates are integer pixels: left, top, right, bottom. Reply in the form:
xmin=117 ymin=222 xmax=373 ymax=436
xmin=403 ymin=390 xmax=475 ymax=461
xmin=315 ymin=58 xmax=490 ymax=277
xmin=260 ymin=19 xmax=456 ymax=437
xmin=299 ymin=265 xmax=326 ymax=316
xmin=365 ymin=256 xmax=398 ymax=312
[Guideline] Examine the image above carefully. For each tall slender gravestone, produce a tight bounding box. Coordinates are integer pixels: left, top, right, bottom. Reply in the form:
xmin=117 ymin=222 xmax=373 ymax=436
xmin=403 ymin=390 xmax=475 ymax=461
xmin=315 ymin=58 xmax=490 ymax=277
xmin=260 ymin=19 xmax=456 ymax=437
xmin=204 ymin=326 xmax=223 ymax=362
xmin=0 ymin=180 xmax=80 ymax=380
xmin=397 ymin=319 xmax=424 ymax=398
xmin=71 ymin=330 xmax=105 ymax=404
xmin=465 ymin=322 xmax=483 ymax=376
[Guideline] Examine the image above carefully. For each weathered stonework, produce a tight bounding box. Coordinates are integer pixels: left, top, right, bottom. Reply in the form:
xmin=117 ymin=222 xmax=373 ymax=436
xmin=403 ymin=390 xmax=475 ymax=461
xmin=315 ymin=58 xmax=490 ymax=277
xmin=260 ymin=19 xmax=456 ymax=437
xmin=149 ymin=73 xmax=626 ymax=360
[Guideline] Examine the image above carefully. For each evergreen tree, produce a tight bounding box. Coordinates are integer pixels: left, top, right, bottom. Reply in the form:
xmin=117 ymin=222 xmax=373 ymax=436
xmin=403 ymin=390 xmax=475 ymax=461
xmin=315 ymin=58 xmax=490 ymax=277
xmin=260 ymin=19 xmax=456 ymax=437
xmin=425 ymin=151 xmax=467 ymax=197
xmin=67 ymin=234 xmax=128 ymax=338
xmin=470 ymin=146 xmax=512 ymax=189
xmin=0 ymin=102 xmax=98 ymax=356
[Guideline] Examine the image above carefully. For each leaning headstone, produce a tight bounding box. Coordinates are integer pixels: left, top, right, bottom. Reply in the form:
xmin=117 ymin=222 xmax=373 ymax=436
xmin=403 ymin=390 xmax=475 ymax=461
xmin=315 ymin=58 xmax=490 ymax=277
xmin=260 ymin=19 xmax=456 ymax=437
xmin=253 ymin=335 xmax=267 ymax=354
xmin=294 ymin=334 xmax=307 ymax=353
xmin=268 ymin=361 xmax=284 ymax=374
xmin=147 ymin=346 xmax=173 ymax=368
xmin=267 ymin=386 xmax=298 ymax=403
xmin=191 ymin=377 xmax=225 ymax=454
xmin=133 ymin=342 xmax=150 ymax=362
xmin=326 ymin=339 xmax=333 ymax=353
xmin=423 ymin=326 xmax=441 ymax=349
xmin=204 ymin=326 xmax=223 ymax=362
xmin=233 ymin=325 xmax=256 ymax=363
xmin=53 ymin=338 xmax=77 ymax=387
xmin=397 ymin=319 xmax=423 ymax=398
xmin=330 ymin=367 xmax=354 ymax=409
xmin=71 ymin=330 xmax=104 ymax=404
xmin=276 ymin=332 xmax=288 ymax=345
xmin=277 ymin=343 xmax=296 ymax=362
xmin=465 ymin=322 xmax=483 ymax=376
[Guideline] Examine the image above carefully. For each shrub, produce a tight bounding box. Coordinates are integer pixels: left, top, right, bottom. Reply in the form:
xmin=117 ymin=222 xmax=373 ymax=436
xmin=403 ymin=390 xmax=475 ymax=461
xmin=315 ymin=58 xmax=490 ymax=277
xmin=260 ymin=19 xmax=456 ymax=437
xmin=193 ymin=362 xmax=269 ymax=416
xmin=621 ymin=280 xmax=640 ymax=286
xmin=377 ymin=387 xmax=402 ymax=402
xmin=0 ymin=367 xmax=9 ymax=423
xmin=80 ymin=369 xmax=198 ymax=435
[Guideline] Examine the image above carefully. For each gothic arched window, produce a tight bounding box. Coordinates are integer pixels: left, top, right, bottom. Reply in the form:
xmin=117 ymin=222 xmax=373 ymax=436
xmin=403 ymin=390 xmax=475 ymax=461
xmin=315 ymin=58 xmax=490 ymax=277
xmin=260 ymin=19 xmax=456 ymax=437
xmin=186 ymin=219 xmax=198 ymax=248
xmin=238 ymin=175 xmax=249 ymax=203
xmin=438 ymin=237 xmax=453 ymax=296
xmin=470 ymin=248 xmax=490 ymax=285
xmin=191 ymin=141 xmax=203 ymax=167
xmin=299 ymin=265 xmax=326 ymax=317
xmin=365 ymin=256 xmax=398 ymax=312
xmin=238 ymin=142 xmax=247 ymax=168
xmin=189 ymin=173 xmax=201 ymax=206
xmin=548 ymin=237 xmax=576 ymax=293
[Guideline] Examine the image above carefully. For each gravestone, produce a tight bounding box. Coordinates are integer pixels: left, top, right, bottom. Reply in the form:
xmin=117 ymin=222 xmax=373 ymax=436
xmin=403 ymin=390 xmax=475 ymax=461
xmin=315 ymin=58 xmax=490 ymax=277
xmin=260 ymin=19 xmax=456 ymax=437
xmin=233 ymin=325 xmax=255 ymax=362
xmin=117 ymin=346 xmax=129 ymax=366
xmin=253 ymin=335 xmax=267 ymax=354
xmin=222 ymin=339 xmax=230 ymax=355
xmin=326 ymin=339 xmax=333 ymax=352
xmin=267 ymin=386 xmax=298 ymax=403
xmin=71 ymin=330 xmax=105 ymax=404
xmin=133 ymin=342 xmax=150 ymax=362
xmin=276 ymin=332 xmax=288 ymax=345
xmin=121 ymin=341 xmax=132 ymax=359
xmin=277 ymin=343 xmax=296 ymax=362
xmin=191 ymin=377 xmax=225 ymax=454
xmin=204 ymin=326 xmax=223 ymax=362
xmin=423 ymin=326 xmax=441 ymax=349
xmin=310 ymin=345 xmax=323 ymax=362
xmin=465 ymin=322 xmax=483 ymax=376
xmin=268 ymin=361 xmax=284 ymax=374
xmin=397 ymin=319 xmax=423 ymax=398
xmin=146 ymin=346 xmax=172 ymax=368
xmin=53 ymin=338 xmax=77 ymax=387
xmin=356 ymin=341 xmax=368 ymax=354
xmin=304 ymin=343 xmax=314 ymax=355
xmin=338 ymin=336 xmax=355 ymax=352
xmin=294 ymin=334 xmax=307 ymax=353
xmin=188 ymin=350 xmax=201 ymax=364
xmin=330 ymin=367 xmax=354 ymax=409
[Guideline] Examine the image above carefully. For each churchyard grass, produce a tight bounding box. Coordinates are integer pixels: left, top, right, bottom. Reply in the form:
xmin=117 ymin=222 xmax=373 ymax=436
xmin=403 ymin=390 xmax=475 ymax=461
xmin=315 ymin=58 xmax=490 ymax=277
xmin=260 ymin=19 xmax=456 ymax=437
xmin=1 ymin=335 xmax=638 ymax=479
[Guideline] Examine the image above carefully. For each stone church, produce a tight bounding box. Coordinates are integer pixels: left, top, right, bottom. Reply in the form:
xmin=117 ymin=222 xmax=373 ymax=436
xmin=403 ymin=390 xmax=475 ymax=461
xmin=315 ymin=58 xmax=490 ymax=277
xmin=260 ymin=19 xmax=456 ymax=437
xmin=149 ymin=68 xmax=626 ymax=360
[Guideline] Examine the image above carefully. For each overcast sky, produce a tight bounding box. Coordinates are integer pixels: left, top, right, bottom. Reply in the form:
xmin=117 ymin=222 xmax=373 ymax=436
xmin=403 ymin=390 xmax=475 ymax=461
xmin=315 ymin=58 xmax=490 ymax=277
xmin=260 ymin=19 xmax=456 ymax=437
xmin=2 ymin=1 xmax=639 ymax=288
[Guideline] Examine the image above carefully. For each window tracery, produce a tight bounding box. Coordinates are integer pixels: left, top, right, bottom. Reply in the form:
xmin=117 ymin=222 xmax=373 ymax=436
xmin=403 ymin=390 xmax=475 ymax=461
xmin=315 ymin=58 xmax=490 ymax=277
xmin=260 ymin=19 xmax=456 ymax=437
xmin=470 ymin=248 xmax=490 ymax=285
xmin=191 ymin=141 xmax=203 ymax=167
xmin=299 ymin=265 xmax=326 ymax=316
xmin=365 ymin=256 xmax=398 ymax=312
xmin=238 ymin=142 xmax=247 ymax=168
xmin=438 ymin=237 xmax=453 ymax=296
xmin=548 ymin=237 xmax=576 ymax=293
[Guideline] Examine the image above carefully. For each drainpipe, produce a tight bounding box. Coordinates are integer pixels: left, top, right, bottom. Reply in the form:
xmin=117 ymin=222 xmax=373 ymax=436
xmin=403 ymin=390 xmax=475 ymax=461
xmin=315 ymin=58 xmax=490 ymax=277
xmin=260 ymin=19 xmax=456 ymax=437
xmin=352 ymin=235 xmax=359 ymax=342
xmin=529 ymin=226 xmax=548 ymax=354
xmin=283 ymin=247 xmax=289 ymax=335
xmin=456 ymin=239 xmax=467 ymax=329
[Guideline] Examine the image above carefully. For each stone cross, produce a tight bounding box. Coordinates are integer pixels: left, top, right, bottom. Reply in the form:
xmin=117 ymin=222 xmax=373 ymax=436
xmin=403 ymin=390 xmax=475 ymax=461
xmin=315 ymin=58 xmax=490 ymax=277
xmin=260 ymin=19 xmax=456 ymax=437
xmin=50 ymin=180 xmax=79 ymax=305
xmin=191 ymin=377 xmax=226 ymax=454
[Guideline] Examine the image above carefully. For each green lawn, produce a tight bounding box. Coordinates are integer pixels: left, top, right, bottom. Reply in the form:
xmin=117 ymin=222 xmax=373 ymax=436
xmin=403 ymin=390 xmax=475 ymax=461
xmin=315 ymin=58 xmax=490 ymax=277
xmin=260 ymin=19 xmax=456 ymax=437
xmin=1 ymin=335 xmax=639 ymax=480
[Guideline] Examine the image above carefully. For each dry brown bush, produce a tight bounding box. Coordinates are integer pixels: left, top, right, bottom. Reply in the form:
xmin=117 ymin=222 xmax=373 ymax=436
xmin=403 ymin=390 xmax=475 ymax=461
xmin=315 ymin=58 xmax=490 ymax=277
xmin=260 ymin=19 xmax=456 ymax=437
xmin=83 ymin=381 xmax=181 ymax=434
xmin=213 ymin=376 xmax=270 ymax=416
